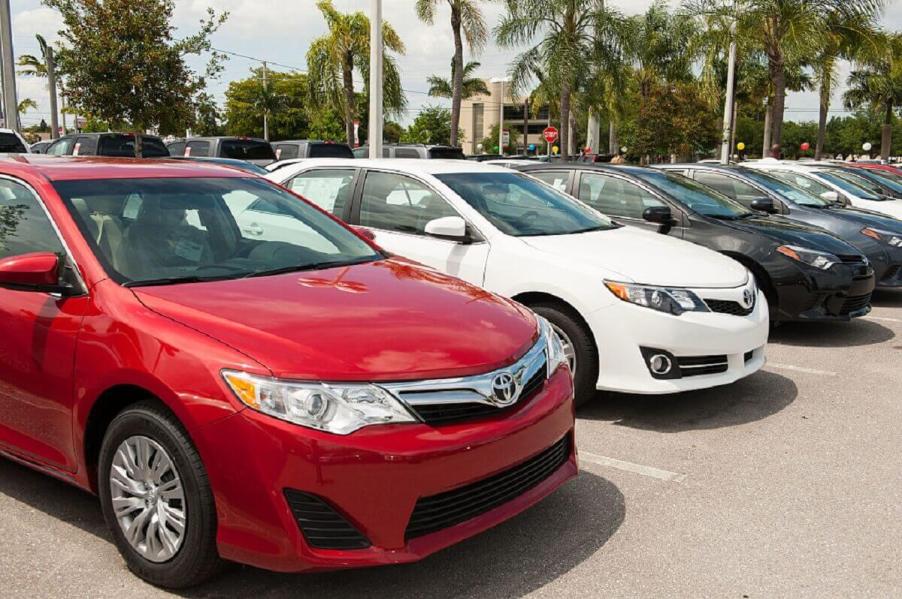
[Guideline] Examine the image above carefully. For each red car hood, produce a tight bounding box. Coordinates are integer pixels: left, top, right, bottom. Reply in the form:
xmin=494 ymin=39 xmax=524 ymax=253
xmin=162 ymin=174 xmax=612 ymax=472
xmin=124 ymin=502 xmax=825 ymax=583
xmin=132 ymin=259 xmax=537 ymax=381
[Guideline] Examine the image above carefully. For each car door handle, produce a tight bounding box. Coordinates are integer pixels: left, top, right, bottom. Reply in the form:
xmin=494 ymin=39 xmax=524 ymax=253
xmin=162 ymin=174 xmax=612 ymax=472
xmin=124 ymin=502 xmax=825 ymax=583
xmin=244 ymin=224 xmax=264 ymax=236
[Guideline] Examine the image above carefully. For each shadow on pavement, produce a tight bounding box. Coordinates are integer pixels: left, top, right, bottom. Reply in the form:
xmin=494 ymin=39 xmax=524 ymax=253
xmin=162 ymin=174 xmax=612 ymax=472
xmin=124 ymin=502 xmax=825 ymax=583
xmin=0 ymin=457 xmax=624 ymax=599
xmin=186 ymin=472 xmax=623 ymax=599
xmin=579 ymin=370 xmax=797 ymax=433
xmin=770 ymin=319 xmax=894 ymax=348
xmin=870 ymin=290 xmax=902 ymax=308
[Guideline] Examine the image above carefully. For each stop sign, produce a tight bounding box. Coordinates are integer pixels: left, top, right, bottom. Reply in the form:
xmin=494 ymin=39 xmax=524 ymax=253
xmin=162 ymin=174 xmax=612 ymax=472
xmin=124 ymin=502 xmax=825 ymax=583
xmin=543 ymin=126 xmax=559 ymax=143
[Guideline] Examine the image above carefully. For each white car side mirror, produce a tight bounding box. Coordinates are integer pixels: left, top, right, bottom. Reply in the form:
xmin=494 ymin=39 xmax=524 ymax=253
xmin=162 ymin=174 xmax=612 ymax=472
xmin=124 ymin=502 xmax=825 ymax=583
xmin=424 ymin=216 xmax=468 ymax=241
xmin=820 ymin=191 xmax=839 ymax=203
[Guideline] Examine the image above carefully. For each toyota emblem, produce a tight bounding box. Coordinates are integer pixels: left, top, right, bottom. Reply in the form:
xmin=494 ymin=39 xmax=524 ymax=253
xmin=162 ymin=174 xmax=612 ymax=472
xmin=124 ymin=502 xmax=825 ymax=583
xmin=490 ymin=372 xmax=519 ymax=406
xmin=742 ymin=288 xmax=754 ymax=309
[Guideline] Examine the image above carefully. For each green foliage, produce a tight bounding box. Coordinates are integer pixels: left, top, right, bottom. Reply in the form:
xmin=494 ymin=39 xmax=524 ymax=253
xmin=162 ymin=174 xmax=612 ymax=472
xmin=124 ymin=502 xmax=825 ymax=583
xmin=383 ymin=121 xmax=405 ymax=144
xmin=224 ymin=69 xmax=310 ymax=139
xmin=401 ymin=106 xmax=461 ymax=144
xmin=43 ymin=0 xmax=227 ymax=150
xmin=194 ymin=92 xmax=223 ymax=136
xmin=307 ymin=107 xmax=348 ymax=142
xmin=427 ymin=61 xmax=490 ymax=100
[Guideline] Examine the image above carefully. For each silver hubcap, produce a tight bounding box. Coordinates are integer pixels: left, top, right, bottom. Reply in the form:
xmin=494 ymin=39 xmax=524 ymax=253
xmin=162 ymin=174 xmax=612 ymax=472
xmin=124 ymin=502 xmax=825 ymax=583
xmin=550 ymin=323 xmax=577 ymax=376
xmin=109 ymin=436 xmax=187 ymax=563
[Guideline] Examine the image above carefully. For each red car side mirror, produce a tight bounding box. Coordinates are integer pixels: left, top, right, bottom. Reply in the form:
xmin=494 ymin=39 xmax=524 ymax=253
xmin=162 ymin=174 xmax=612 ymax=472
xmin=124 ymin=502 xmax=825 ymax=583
xmin=0 ymin=252 xmax=66 ymax=292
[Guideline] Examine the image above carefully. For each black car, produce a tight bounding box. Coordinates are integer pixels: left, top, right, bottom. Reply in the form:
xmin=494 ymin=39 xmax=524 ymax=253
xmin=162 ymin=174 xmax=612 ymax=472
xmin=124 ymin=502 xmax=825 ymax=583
xmin=45 ymin=133 xmax=170 ymax=158
xmin=352 ymin=144 xmax=466 ymax=160
xmin=166 ymin=136 xmax=276 ymax=166
xmin=29 ymin=140 xmax=52 ymax=154
xmin=514 ymin=163 xmax=876 ymax=322
xmin=271 ymin=139 xmax=354 ymax=160
xmin=657 ymin=164 xmax=902 ymax=289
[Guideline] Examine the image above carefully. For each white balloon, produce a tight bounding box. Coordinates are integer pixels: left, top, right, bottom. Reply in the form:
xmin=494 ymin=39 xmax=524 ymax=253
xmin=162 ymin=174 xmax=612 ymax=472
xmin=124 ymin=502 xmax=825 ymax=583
xmin=863 ymin=142 xmax=873 ymax=151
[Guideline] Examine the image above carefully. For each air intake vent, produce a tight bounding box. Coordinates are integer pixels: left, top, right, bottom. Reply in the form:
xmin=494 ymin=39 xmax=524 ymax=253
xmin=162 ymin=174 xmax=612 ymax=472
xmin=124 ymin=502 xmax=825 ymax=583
xmin=705 ymin=299 xmax=753 ymax=316
xmin=676 ymin=354 xmax=728 ymax=377
xmin=405 ymin=435 xmax=570 ymax=540
xmin=284 ymin=490 xmax=371 ymax=550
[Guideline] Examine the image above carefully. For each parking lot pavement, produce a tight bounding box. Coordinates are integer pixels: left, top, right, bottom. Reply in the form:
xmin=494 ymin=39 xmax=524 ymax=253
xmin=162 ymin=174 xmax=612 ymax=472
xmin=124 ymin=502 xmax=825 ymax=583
xmin=1 ymin=291 xmax=900 ymax=598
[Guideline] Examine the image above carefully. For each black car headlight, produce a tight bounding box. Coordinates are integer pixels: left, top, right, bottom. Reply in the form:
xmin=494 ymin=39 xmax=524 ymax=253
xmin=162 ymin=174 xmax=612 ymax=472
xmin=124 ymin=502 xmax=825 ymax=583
xmin=861 ymin=227 xmax=902 ymax=248
xmin=776 ymin=245 xmax=841 ymax=270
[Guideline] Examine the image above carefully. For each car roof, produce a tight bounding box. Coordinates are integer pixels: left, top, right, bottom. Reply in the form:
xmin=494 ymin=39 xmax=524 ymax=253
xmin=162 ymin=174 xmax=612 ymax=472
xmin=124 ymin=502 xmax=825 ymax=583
xmin=514 ymin=162 xmax=654 ymax=177
xmin=275 ymin=158 xmax=514 ymax=175
xmin=0 ymin=155 xmax=249 ymax=181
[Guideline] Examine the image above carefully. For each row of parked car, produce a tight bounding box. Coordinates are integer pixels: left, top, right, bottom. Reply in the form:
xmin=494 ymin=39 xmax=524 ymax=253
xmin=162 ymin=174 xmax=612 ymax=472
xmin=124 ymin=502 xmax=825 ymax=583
xmin=0 ymin=141 xmax=900 ymax=589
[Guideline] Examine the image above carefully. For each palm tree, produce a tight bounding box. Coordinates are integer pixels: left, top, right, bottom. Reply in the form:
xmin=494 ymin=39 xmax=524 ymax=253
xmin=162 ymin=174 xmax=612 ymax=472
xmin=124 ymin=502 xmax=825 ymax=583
xmin=17 ymin=34 xmax=64 ymax=135
xmin=427 ymin=61 xmax=489 ymax=101
xmin=417 ymin=1 xmax=488 ymax=148
xmin=306 ymin=0 xmax=407 ymax=146
xmin=17 ymin=98 xmax=37 ymax=116
xmin=496 ymin=0 xmax=602 ymax=159
xmin=843 ymin=32 xmax=902 ymax=161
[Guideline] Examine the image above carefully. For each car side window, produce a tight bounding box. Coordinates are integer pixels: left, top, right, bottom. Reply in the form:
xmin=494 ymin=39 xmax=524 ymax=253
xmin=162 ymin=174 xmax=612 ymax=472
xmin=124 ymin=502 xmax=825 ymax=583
xmin=287 ymin=169 xmax=355 ymax=217
xmin=694 ymin=172 xmax=761 ymax=206
xmin=578 ymin=173 xmax=665 ymax=218
xmin=167 ymin=142 xmax=186 ymax=157
xmin=186 ymin=141 xmax=210 ymax=157
xmin=274 ymin=144 xmax=299 ymax=160
xmin=47 ymin=137 xmax=74 ymax=156
xmin=531 ymin=170 xmax=570 ymax=192
xmin=359 ymin=171 xmax=458 ymax=235
xmin=394 ymin=148 xmax=421 ymax=159
xmin=74 ymin=136 xmax=98 ymax=156
xmin=0 ymin=179 xmax=65 ymax=259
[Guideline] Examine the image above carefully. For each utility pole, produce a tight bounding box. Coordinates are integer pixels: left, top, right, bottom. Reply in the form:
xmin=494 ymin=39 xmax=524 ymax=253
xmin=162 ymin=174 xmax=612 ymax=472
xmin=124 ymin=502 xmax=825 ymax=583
xmin=262 ymin=61 xmax=269 ymax=141
xmin=368 ymin=0 xmax=383 ymax=160
xmin=523 ymin=97 xmax=529 ymax=154
xmin=720 ymin=1 xmax=738 ymax=164
xmin=498 ymin=78 xmax=505 ymax=155
xmin=46 ymin=45 xmax=60 ymax=139
xmin=0 ymin=0 xmax=19 ymax=131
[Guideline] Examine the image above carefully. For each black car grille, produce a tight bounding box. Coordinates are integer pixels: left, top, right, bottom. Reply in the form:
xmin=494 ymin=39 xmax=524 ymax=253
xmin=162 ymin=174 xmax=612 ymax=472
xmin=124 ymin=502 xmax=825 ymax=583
xmin=705 ymin=299 xmax=754 ymax=317
xmin=409 ymin=361 xmax=547 ymax=426
xmin=837 ymin=254 xmax=866 ymax=264
xmin=839 ymin=294 xmax=871 ymax=316
xmin=284 ymin=490 xmax=371 ymax=550
xmin=405 ymin=435 xmax=570 ymax=540
xmin=676 ymin=354 xmax=729 ymax=377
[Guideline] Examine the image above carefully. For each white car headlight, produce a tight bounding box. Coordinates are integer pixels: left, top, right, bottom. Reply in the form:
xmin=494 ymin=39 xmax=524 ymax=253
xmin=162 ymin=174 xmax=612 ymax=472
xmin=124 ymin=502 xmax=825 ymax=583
xmin=604 ymin=280 xmax=708 ymax=316
xmin=222 ymin=371 xmax=416 ymax=435
xmin=776 ymin=245 xmax=841 ymax=270
xmin=537 ymin=316 xmax=568 ymax=375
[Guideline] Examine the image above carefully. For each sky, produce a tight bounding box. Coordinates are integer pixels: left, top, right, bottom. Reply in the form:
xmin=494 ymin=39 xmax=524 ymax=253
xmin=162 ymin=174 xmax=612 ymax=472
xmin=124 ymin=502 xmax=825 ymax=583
xmin=9 ymin=0 xmax=902 ymax=130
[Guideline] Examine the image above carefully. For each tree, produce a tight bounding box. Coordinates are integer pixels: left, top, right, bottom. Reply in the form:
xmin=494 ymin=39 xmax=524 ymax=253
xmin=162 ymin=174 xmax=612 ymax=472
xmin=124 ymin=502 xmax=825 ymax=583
xmin=43 ymin=0 xmax=227 ymax=156
xmin=497 ymin=0 xmax=603 ymax=160
xmin=307 ymin=0 xmax=406 ymax=147
xmin=17 ymin=98 xmax=38 ymax=116
xmin=194 ymin=92 xmax=223 ymax=136
xmin=427 ymin=61 xmax=490 ymax=101
xmin=384 ymin=120 xmax=405 ymax=143
xmin=417 ymin=0 xmax=488 ymax=148
xmin=401 ymin=105 xmax=461 ymax=144
xmin=843 ymin=32 xmax=902 ymax=161
xmin=17 ymin=34 xmax=64 ymax=135
xmin=224 ymin=69 xmax=310 ymax=139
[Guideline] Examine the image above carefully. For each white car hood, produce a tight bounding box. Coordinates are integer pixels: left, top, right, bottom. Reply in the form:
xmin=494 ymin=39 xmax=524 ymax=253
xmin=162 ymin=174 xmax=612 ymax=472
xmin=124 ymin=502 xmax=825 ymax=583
xmin=520 ymin=226 xmax=749 ymax=288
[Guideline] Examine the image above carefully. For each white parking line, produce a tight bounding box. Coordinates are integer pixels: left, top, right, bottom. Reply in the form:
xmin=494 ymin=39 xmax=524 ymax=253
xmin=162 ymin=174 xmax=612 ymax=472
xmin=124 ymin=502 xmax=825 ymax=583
xmin=580 ymin=450 xmax=687 ymax=483
xmin=864 ymin=316 xmax=902 ymax=324
xmin=767 ymin=363 xmax=838 ymax=377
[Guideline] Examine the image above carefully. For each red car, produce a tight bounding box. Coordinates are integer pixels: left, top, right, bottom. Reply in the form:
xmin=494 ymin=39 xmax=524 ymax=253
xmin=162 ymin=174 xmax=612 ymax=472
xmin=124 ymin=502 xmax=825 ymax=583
xmin=0 ymin=156 xmax=576 ymax=588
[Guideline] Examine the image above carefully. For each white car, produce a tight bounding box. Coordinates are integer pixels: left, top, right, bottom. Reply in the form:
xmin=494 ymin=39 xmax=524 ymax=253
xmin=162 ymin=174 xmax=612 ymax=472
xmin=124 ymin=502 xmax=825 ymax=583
xmin=0 ymin=128 xmax=31 ymax=154
xmin=267 ymin=159 xmax=769 ymax=405
xmin=745 ymin=161 xmax=902 ymax=220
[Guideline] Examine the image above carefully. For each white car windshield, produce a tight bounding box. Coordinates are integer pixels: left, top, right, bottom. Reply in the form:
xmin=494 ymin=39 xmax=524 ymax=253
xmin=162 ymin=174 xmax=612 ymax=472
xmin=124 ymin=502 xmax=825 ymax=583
xmin=435 ymin=172 xmax=615 ymax=237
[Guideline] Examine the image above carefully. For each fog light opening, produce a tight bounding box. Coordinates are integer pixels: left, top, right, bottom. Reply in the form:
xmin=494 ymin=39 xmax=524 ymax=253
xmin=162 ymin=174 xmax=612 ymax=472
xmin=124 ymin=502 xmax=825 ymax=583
xmin=649 ymin=354 xmax=673 ymax=375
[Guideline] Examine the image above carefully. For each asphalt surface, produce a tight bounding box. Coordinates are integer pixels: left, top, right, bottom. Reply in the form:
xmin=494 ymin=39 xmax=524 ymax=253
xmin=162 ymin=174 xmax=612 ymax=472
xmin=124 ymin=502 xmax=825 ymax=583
xmin=1 ymin=290 xmax=900 ymax=598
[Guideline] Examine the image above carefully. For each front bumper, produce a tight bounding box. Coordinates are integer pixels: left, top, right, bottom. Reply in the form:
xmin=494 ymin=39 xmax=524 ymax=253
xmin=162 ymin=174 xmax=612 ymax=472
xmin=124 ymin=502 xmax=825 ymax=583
xmin=196 ymin=366 xmax=576 ymax=573
xmin=772 ymin=260 xmax=875 ymax=321
xmin=588 ymin=287 xmax=770 ymax=394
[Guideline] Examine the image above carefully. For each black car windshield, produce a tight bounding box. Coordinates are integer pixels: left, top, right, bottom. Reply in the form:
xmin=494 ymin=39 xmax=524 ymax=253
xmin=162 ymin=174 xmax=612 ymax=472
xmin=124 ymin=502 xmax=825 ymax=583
xmin=220 ymin=139 xmax=276 ymax=160
xmin=856 ymin=169 xmax=902 ymax=194
xmin=98 ymin=135 xmax=170 ymax=157
xmin=435 ymin=172 xmax=615 ymax=236
xmin=308 ymin=143 xmax=354 ymax=158
xmin=54 ymin=177 xmax=382 ymax=286
xmin=0 ymin=132 xmax=27 ymax=153
xmin=763 ymin=169 xmax=838 ymax=201
xmin=816 ymin=170 xmax=884 ymax=200
xmin=738 ymin=168 xmax=829 ymax=207
xmin=634 ymin=170 xmax=752 ymax=218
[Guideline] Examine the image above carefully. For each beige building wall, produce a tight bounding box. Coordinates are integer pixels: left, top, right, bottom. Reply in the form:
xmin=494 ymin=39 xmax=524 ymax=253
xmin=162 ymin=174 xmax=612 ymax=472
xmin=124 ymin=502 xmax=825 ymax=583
xmin=460 ymin=79 xmax=551 ymax=155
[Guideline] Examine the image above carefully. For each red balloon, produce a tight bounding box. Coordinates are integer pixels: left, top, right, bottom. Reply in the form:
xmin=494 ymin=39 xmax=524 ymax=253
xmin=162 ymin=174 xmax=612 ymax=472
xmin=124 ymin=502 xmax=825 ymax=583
xmin=800 ymin=142 xmax=811 ymax=151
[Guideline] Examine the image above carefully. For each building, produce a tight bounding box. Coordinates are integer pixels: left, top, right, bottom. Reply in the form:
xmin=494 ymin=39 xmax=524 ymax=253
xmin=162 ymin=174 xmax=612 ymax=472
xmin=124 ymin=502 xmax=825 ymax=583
xmin=460 ymin=78 xmax=551 ymax=155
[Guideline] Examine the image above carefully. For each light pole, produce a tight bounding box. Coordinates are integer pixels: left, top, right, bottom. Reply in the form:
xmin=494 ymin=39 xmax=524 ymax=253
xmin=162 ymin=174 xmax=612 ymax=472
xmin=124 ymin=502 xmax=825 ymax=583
xmin=0 ymin=0 xmax=18 ymax=131
xmin=720 ymin=1 xmax=738 ymax=164
xmin=262 ymin=61 xmax=269 ymax=141
xmin=490 ymin=76 xmax=510 ymax=155
xmin=368 ymin=0 xmax=383 ymax=160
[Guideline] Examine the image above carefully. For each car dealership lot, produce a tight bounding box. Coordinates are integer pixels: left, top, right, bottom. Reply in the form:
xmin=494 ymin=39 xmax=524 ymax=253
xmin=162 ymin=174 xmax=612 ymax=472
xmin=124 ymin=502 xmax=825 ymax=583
xmin=1 ymin=292 xmax=900 ymax=598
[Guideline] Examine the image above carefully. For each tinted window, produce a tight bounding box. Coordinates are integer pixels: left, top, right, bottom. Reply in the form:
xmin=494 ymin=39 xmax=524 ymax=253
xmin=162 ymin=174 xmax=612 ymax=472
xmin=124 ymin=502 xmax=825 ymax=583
xmin=531 ymin=170 xmax=570 ymax=192
xmin=360 ymin=171 xmax=459 ymax=234
xmin=274 ymin=144 xmax=299 ymax=160
xmin=186 ymin=141 xmax=210 ymax=157
xmin=0 ymin=133 xmax=27 ymax=153
xmin=855 ymin=169 xmax=902 ymax=194
xmin=220 ymin=139 xmax=276 ymax=160
xmin=288 ymin=169 xmax=356 ymax=216
xmin=394 ymin=148 xmax=422 ymax=159
xmin=0 ymin=179 xmax=64 ymax=258
xmin=97 ymin=135 xmax=169 ymax=157
xmin=308 ymin=143 xmax=354 ymax=158
xmin=167 ymin=142 xmax=186 ymax=157
xmin=54 ymin=177 xmax=381 ymax=285
xmin=632 ymin=170 xmax=751 ymax=218
xmin=816 ymin=170 xmax=883 ymax=200
xmin=428 ymin=147 xmax=466 ymax=160
xmin=47 ymin=137 xmax=75 ymax=156
xmin=737 ymin=169 xmax=828 ymax=207
xmin=578 ymin=172 xmax=666 ymax=218
xmin=74 ymin=136 xmax=98 ymax=156
xmin=764 ymin=169 xmax=835 ymax=199
xmin=436 ymin=172 xmax=614 ymax=237
xmin=693 ymin=171 xmax=761 ymax=204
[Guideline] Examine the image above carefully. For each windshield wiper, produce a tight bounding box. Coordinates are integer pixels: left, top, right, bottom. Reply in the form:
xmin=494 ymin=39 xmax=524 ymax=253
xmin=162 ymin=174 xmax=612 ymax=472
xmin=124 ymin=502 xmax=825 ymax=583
xmin=243 ymin=257 xmax=376 ymax=279
xmin=123 ymin=274 xmax=237 ymax=288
